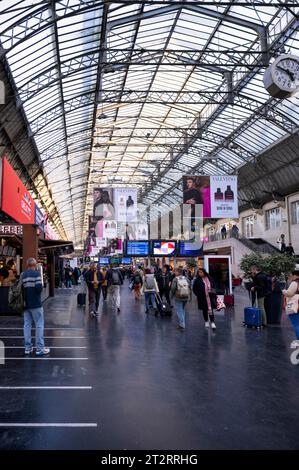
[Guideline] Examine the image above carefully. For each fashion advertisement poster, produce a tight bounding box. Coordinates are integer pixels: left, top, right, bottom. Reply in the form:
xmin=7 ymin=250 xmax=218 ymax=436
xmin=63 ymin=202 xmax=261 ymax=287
xmin=93 ymin=187 xmax=115 ymax=220
xmin=183 ymin=175 xmax=238 ymax=219
xmin=136 ymin=223 xmax=148 ymax=240
xmin=96 ymin=237 xmax=107 ymax=248
xmin=210 ymin=175 xmax=238 ymax=218
xmin=125 ymin=223 xmax=136 ymax=240
xmin=103 ymin=220 xmax=118 ymax=239
xmin=183 ymin=175 xmax=209 ymax=218
xmin=114 ymin=188 xmax=137 ymax=223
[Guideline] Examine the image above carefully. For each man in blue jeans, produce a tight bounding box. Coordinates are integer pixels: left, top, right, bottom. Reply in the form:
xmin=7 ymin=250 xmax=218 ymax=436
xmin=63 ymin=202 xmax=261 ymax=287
xmin=22 ymin=258 xmax=50 ymax=356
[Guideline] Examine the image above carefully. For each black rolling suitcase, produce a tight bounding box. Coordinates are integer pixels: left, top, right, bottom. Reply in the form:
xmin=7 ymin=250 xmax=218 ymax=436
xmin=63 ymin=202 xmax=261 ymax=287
xmin=77 ymin=293 xmax=86 ymax=307
xmin=155 ymin=292 xmax=173 ymax=317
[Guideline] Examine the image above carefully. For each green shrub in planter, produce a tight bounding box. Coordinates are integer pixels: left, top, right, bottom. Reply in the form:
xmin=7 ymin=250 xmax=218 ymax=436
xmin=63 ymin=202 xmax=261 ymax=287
xmin=239 ymin=253 xmax=265 ymax=278
xmin=240 ymin=253 xmax=296 ymax=325
xmin=262 ymin=254 xmax=296 ymax=280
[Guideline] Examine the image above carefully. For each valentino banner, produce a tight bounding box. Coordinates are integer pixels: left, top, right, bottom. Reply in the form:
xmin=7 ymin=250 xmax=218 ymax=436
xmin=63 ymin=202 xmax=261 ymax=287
xmin=183 ymin=175 xmax=238 ymax=219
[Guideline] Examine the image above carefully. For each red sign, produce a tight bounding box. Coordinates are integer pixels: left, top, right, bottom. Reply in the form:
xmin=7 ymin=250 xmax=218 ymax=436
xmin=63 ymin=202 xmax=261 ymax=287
xmin=1 ymin=158 xmax=35 ymax=224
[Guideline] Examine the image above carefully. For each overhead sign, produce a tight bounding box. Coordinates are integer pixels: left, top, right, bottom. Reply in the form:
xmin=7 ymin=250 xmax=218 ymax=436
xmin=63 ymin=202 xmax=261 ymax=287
xmin=0 ymin=224 xmax=23 ymax=235
xmin=1 ymin=158 xmax=35 ymax=224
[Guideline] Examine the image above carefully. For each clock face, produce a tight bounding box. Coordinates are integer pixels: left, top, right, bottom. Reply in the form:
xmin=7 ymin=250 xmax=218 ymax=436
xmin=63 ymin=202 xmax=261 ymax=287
xmin=273 ymin=56 xmax=299 ymax=92
xmin=263 ymin=54 xmax=299 ymax=98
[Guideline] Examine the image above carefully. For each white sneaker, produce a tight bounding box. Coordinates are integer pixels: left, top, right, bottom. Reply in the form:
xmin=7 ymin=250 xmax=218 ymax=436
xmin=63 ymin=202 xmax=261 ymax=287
xmin=205 ymin=322 xmax=210 ymax=328
xmin=36 ymin=348 xmax=50 ymax=357
xmin=211 ymin=322 xmax=216 ymax=330
xmin=290 ymin=340 xmax=299 ymax=349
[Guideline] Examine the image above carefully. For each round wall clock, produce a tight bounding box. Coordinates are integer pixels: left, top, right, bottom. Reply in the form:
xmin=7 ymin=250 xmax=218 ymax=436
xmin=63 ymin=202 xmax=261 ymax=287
xmin=263 ymin=54 xmax=299 ymax=99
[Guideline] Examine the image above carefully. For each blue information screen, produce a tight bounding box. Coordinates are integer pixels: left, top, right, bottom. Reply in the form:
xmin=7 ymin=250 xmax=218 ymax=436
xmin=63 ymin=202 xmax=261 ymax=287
xmin=126 ymin=241 xmax=149 ymax=256
xmin=99 ymin=258 xmax=109 ymax=265
xmin=121 ymin=257 xmax=132 ymax=264
xmin=179 ymin=241 xmax=203 ymax=257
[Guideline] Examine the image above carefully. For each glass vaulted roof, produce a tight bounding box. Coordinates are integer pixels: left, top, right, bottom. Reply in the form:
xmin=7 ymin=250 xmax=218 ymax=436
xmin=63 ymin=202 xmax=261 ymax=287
xmin=1 ymin=0 xmax=299 ymax=244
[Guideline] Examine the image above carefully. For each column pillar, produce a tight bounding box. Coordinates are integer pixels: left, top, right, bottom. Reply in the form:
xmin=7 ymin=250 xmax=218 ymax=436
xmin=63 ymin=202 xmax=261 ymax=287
xmin=22 ymin=225 xmax=38 ymax=271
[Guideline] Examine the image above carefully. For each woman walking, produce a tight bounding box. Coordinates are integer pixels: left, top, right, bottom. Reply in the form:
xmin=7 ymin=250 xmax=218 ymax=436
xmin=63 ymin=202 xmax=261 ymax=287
xmin=101 ymin=267 xmax=108 ymax=301
xmin=132 ymin=269 xmax=143 ymax=301
xmin=283 ymin=269 xmax=299 ymax=349
xmin=193 ymin=268 xmax=217 ymax=330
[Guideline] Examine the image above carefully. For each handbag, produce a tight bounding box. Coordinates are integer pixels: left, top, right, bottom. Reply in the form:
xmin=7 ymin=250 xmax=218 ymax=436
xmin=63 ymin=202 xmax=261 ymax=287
xmin=216 ymin=295 xmax=226 ymax=311
xmin=285 ymin=295 xmax=299 ymax=315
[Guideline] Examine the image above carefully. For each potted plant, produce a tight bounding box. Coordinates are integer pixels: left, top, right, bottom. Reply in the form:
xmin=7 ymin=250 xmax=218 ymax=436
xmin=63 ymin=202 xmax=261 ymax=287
xmin=240 ymin=253 xmax=296 ymax=325
xmin=240 ymin=253 xmax=264 ymax=294
xmin=262 ymin=254 xmax=296 ymax=324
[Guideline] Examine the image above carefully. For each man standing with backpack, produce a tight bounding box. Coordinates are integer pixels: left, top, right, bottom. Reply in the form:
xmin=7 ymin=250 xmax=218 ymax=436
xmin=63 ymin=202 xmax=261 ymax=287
xmin=170 ymin=267 xmax=191 ymax=331
xmin=22 ymin=258 xmax=50 ymax=356
xmin=107 ymin=265 xmax=123 ymax=312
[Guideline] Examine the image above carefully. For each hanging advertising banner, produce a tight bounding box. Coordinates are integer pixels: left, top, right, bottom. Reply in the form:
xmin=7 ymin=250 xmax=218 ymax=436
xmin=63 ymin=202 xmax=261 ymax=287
xmin=1 ymin=158 xmax=35 ymax=224
xmin=90 ymin=246 xmax=99 ymax=257
xmin=183 ymin=175 xmax=238 ymax=219
xmin=210 ymin=175 xmax=238 ymax=218
xmin=93 ymin=187 xmax=115 ymax=220
xmin=114 ymin=188 xmax=137 ymax=223
xmin=45 ymin=223 xmax=58 ymax=240
xmin=35 ymin=205 xmax=45 ymax=233
xmin=136 ymin=223 xmax=148 ymax=240
xmin=183 ymin=175 xmax=208 ymax=218
xmin=103 ymin=220 xmax=118 ymax=239
xmin=96 ymin=237 xmax=107 ymax=248
xmin=125 ymin=223 xmax=136 ymax=240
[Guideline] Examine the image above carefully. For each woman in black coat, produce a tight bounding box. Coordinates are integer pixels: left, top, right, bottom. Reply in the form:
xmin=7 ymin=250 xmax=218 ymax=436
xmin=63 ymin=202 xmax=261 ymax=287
xmin=193 ymin=268 xmax=217 ymax=329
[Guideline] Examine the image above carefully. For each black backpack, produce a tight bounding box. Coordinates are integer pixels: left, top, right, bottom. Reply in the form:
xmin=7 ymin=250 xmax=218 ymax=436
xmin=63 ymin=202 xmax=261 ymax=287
xmin=134 ymin=274 xmax=142 ymax=285
xmin=112 ymin=270 xmax=120 ymax=285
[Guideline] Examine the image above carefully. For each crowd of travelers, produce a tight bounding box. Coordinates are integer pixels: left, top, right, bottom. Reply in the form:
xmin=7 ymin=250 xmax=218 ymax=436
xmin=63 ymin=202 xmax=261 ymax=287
xmin=4 ymin=256 xmax=299 ymax=356
xmin=80 ymin=262 xmax=219 ymax=331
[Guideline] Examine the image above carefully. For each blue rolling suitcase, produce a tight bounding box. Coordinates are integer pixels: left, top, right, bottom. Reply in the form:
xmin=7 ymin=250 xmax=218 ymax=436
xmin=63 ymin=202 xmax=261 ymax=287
xmin=244 ymin=306 xmax=263 ymax=328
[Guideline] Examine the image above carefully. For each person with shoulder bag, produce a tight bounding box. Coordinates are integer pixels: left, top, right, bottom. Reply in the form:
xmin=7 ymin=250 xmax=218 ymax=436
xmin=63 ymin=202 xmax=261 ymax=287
xmin=283 ymin=269 xmax=299 ymax=349
xmin=192 ymin=268 xmax=217 ymax=330
xmin=170 ymin=267 xmax=190 ymax=330
xmin=143 ymin=268 xmax=159 ymax=314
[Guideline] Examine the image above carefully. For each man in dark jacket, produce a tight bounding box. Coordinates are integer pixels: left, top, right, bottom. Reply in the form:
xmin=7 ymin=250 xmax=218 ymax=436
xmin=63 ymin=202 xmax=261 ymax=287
xmin=22 ymin=258 xmax=50 ymax=356
xmin=107 ymin=266 xmax=123 ymax=313
xmin=250 ymin=265 xmax=268 ymax=326
xmin=156 ymin=266 xmax=172 ymax=304
xmin=85 ymin=263 xmax=103 ymax=316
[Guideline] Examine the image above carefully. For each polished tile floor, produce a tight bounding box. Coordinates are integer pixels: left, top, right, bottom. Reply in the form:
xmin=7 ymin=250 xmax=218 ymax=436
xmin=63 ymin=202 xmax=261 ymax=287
xmin=0 ymin=283 xmax=298 ymax=450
